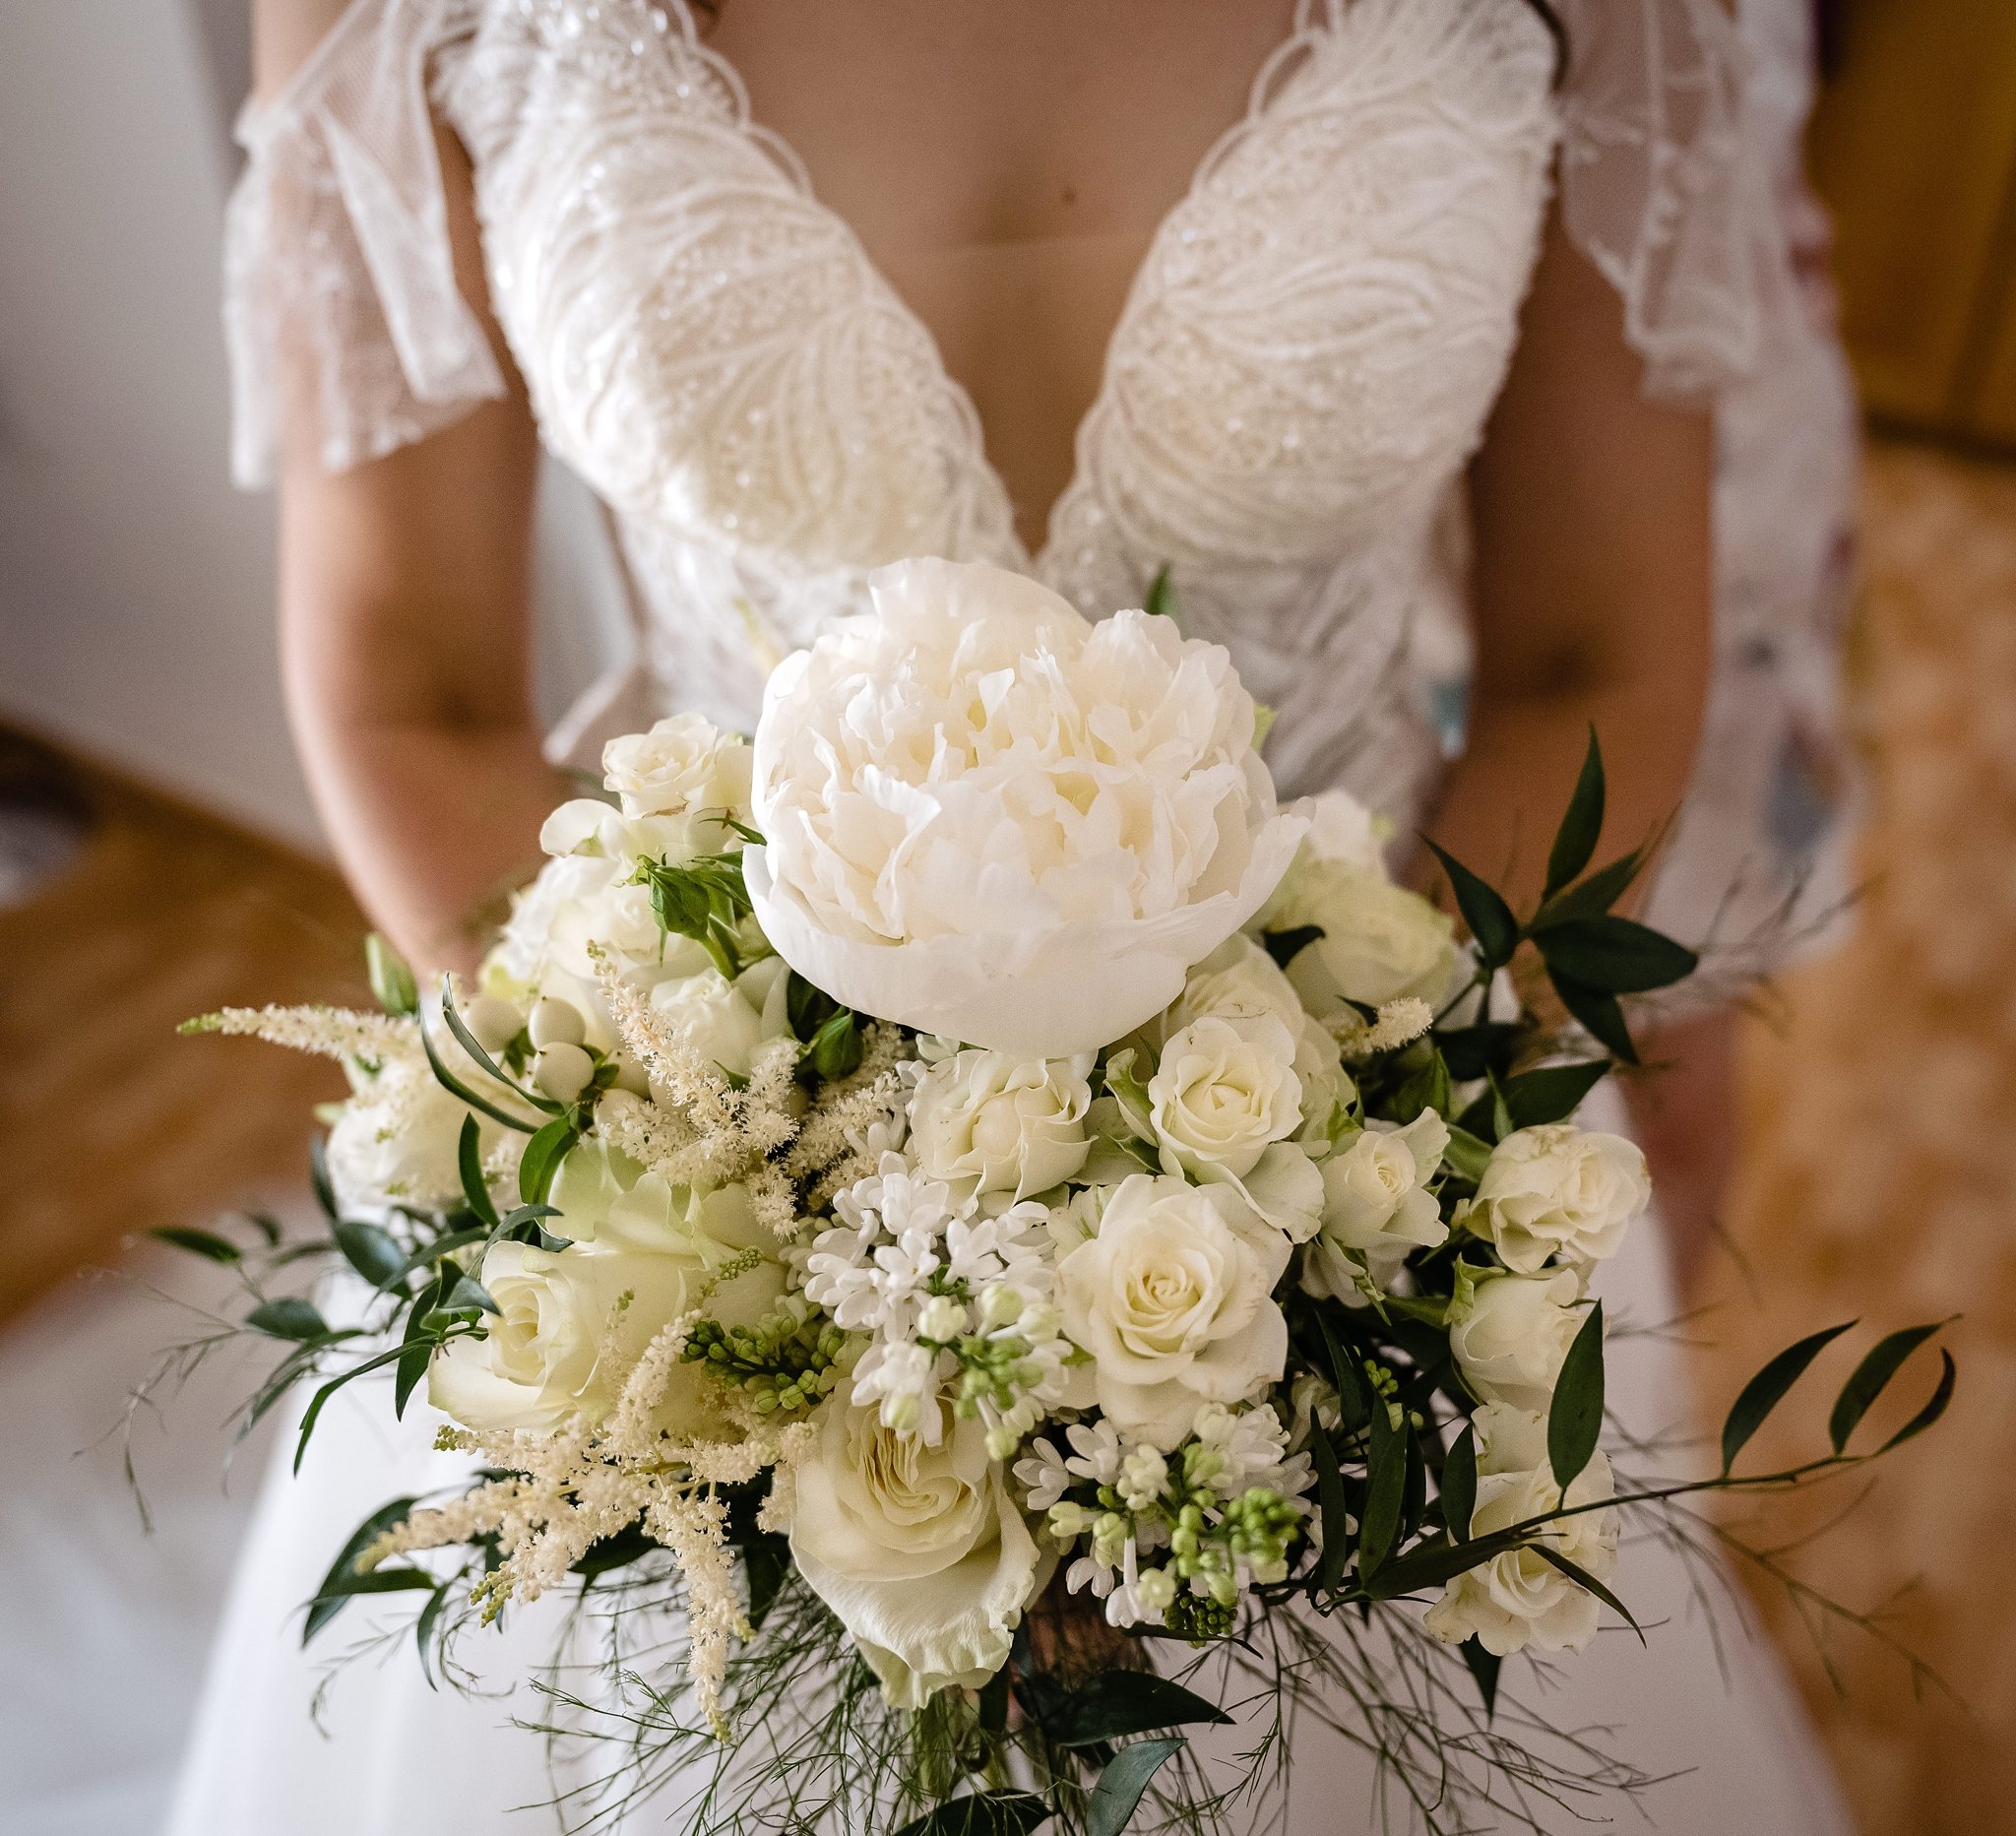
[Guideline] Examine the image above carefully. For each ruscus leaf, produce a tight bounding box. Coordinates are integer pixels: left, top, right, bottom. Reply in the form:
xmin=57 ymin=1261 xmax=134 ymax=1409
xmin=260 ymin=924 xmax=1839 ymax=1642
xmin=1533 ymin=1546 xmax=1645 ymax=1644
xmin=1499 ymin=1060 xmax=1609 ymax=1130
xmin=1419 ymin=839 xmax=1521 ymax=969
xmin=1042 ymin=1672 xmax=1231 ymax=1747
xmin=518 ymin=1115 xmax=579 ymax=1208
xmin=1547 ymin=974 xmax=1637 ymax=1064
xmin=1459 ymin=1636 xmax=1501 ymax=1717
xmin=1532 ymin=916 xmax=1697 ymax=994
xmin=1358 ymin=1391 xmax=1407 ymax=1575
xmin=1720 ymin=1318 xmax=1858 ymax=1472
xmin=1829 ymin=1321 xmax=1951 ymax=1453
xmin=1087 ymin=1737 xmax=1187 ymax=1836
xmin=364 ymin=931 xmax=419 ymax=1017
xmin=147 ymin=1225 xmax=241 ymax=1264
xmin=1546 ymin=1300 xmax=1606 ymax=1492
xmin=1880 ymin=1349 xmax=1958 ymax=1453
xmin=890 ymin=1791 xmax=1052 ymax=1836
xmin=1440 ymin=1423 xmax=1478 ymax=1541
xmin=303 ymin=1495 xmax=416 ymax=1643
xmin=1544 ymin=728 xmax=1606 ymax=898
xmin=247 ymin=1296 xmax=330 ymax=1342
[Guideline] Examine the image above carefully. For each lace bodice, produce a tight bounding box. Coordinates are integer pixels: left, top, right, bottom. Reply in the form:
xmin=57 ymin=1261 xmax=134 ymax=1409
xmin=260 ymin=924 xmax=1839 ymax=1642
xmin=226 ymin=0 xmax=1855 ymax=920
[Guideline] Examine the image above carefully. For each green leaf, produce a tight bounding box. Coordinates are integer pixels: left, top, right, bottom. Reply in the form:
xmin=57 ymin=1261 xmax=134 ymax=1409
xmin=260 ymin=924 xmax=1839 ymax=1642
xmin=1440 ymin=1423 xmax=1478 ymax=1540
xmin=308 ymin=1133 xmax=340 ymax=1222
xmin=805 ymin=1007 xmax=863 ymax=1082
xmin=241 ymin=1209 xmax=285 ymax=1246
xmin=1544 ymin=728 xmax=1606 ymax=898
xmin=444 ymin=1273 xmax=501 ymax=1316
xmin=1829 ymin=1321 xmax=1950 ymax=1453
xmin=1532 ymin=917 xmax=1697 ymax=995
xmin=459 ymin=1115 xmax=501 ymax=1229
xmin=1531 ymin=849 xmax=1645 ymax=928
xmin=1434 ymin=1021 xmax=1523 ymax=1083
xmin=1440 ymin=1125 xmax=1494 ymax=1185
xmin=364 ymin=931 xmax=419 ymax=1017
xmin=1419 ymin=839 xmax=1520 ymax=970
xmin=1533 ymin=1546 xmax=1644 ymax=1644
xmin=1357 ymin=1525 xmax=1531 ymax=1601
xmin=1087 ymin=1737 xmax=1186 ymax=1836
xmin=1546 ymin=1299 xmax=1606 ymax=1492
xmin=1458 ymin=1636 xmax=1501 ymax=1717
xmin=302 ymin=1495 xmax=416 ymax=1643
xmin=1308 ymin=1421 xmax=1353 ymax=1594
xmin=1142 ymin=564 xmax=1175 ymax=620
xmin=1880 ymin=1348 xmax=1958 ymax=1453
xmin=518 ymin=1115 xmax=579 ymax=1208
xmin=1548 ymin=974 xmax=1638 ymax=1064
xmin=414 ymin=1581 xmax=451 ymax=1686
xmin=1358 ymin=1390 xmax=1406 ymax=1575
xmin=437 ymin=981 xmax=560 ymax=1112
xmin=1043 ymin=1671 xmax=1231 ymax=1746
xmin=294 ymin=1343 xmax=414 ymax=1472
xmin=890 ymin=1792 xmax=1052 ymax=1836
xmin=147 ymin=1225 xmax=241 ymax=1264
xmin=421 ymin=1012 xmax=539 ymax=1133
xmin=394 ymin=1340 xmax=432 ymax=1418
xmin=743 ymin=1534 xmax=790 ymax=1629
xmin=246 ymin=1296 xmax=330 ymax=1342
xmin=1317 ymin=1310 xmax=1369 ymax=1431
xmin=1499 ymin=1060 xmax=1610 ymax=1130
xmin=1720 ymin=1318 xmax=1858 ymax=1473
xmin=786 ymin=971 xmax=840 ymax=1044
xmin=1260 ymin=924 xmax=1324 ymax=972
xmin=334 ymin=1217 xmax=408 ymax=1290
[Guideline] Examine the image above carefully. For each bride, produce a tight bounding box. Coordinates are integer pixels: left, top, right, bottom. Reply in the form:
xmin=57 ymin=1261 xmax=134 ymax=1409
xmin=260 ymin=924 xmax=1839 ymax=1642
xmin=173 ymin=0 xmax=1861 ymax=1829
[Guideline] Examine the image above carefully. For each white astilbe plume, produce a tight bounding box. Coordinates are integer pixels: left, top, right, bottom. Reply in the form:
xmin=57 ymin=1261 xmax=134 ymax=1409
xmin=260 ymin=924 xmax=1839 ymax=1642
xmin=181 ymin=1003 xmax=419 ymax=1067
xmin=1337 ymin=997 xmax=1436 ymax=1061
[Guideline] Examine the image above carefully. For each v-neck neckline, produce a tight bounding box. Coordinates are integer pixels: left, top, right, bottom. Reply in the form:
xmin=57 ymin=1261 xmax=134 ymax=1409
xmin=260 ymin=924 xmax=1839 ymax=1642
xmin=659 ymin=0 xmax=1337 ymax=576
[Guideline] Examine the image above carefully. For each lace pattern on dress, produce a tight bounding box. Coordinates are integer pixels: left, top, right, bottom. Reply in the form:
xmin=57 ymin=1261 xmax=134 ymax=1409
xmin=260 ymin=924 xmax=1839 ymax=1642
xmin=1554 ymin=0 xmax=1761 ymax=398
xmin=224 ymin=0 xmax=505 ymax=486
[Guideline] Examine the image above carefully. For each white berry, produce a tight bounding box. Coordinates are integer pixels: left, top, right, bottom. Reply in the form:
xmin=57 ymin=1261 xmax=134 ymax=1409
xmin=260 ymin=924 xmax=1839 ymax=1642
xmin=533 ymin=1042 xmax=595 ymax=1104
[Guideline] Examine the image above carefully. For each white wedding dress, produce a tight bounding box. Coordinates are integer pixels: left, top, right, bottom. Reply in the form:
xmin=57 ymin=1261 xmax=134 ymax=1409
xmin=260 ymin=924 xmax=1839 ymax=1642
xmin=172 ymin=0 xmax=1860 ymax=1829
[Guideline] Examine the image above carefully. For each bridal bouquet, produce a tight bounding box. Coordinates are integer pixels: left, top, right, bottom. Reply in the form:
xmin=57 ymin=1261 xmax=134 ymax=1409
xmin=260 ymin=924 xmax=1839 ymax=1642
xmin=167 ymin=561 xmax=1953 ymax=1833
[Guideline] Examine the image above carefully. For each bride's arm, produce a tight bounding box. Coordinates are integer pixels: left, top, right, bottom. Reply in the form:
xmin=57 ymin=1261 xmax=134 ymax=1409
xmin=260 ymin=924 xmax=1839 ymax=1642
xmin=257 ymin=0 xmax=566 ymax=973
xmin=1422 ymin=203 xmax=1715 ymax=913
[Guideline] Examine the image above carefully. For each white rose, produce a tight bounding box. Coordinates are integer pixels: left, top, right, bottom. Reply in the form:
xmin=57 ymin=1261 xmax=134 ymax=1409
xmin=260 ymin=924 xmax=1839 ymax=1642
xmin=788 ymin=1400 xmax=1051 ymax=1707
xmin=1294 ymin=789 xmax=1392 ymax=876
xmin=1448 ymin=1268 xmax=1587 ymax=1410
xmin=1056 ymin=1174 xmax=1292 ymax=1449
xmin=1266 ymin=859 xmax=1468 ymax=1014
xmin=909 ymin=1049 xmax=1095 ymax=1199
xmin=601 ymin=713 xmax=754 ymax=820
xmin=326 ymin=1067 xmax=479 ymax=1212
xmin=647 ymin=956 xmax=792 ymax=1079
xmin=1455 ymin=1124 xmax=1650 ymax=1273
xmin=1302 ymin=1109 xmax=1450 ymax=1302
xmin=1424 ymin=1401 xmax=1618 ymax=1657
xmin=429 ymin=1147 xmax=783 ymax=1434
xmin=1147 ymin=1013 xmax=1303 ymax=1182
xmin=1150 ymin=933 xmax=1350 ymax=1114
xmin=744 ymin=557 xmax=1304 ymax=1058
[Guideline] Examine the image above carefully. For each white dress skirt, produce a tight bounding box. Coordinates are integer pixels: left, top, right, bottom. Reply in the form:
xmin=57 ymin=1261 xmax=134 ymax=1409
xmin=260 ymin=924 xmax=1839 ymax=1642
xmin=164 ymin=1092 xmax=1855 ymax=1836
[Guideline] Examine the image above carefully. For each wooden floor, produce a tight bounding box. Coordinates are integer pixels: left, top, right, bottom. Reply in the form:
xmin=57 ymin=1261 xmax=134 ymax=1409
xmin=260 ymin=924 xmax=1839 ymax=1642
xmin=1691 ymin=439 xmax=2016 ymax=1835
xmin=2 ymin=434 xmax=2012 ymax=1831
xmin=0 ymin=744 xmax=367 ymax=1326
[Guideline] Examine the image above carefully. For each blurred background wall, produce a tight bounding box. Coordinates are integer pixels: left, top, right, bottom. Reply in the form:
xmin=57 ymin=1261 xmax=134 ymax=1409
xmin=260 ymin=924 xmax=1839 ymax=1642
xmin=0 ymin=3 xmax=2013 ymax=1834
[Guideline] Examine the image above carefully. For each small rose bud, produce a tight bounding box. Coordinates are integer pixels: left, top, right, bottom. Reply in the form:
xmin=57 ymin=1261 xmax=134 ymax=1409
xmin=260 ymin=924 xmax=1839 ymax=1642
xmin=528 ymin=996 xmax=587 ymax=1049
xmin=533 ymin=1042 xmax=595 ymax=1103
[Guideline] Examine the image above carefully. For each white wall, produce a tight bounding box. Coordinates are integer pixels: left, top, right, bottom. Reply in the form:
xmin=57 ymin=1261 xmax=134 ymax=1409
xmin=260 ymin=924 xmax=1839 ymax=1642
xmin=0 ymin=0 xmax=320 ymax=847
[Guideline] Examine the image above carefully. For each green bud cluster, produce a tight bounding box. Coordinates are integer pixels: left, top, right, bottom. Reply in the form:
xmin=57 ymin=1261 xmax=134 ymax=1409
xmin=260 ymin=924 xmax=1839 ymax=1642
xmin=1164 ymin=1591 xmax=1236 ymax=1643
xmin=945 ymin=1332 xmax=1042 ymax=1418
xmin=682 ymin=1303 xmax=848 ymax=1416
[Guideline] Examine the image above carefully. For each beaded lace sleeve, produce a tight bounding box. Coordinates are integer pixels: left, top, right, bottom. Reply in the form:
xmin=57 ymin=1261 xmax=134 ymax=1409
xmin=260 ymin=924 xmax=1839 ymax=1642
xmin=1554 ymin=0 xmax=1768 ymax=399
xmin=222 ymin=0 xmax=505 ymax=487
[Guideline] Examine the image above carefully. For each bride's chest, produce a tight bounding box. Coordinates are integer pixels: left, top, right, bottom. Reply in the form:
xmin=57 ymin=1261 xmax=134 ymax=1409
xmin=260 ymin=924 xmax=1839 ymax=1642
xmin=442 ymin=0 xmax=1561 ymax=587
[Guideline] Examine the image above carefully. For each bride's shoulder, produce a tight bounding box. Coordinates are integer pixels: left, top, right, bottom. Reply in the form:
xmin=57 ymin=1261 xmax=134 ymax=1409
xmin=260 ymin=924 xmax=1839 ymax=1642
xmin=251 ymin=0 xmax=364 ymax=102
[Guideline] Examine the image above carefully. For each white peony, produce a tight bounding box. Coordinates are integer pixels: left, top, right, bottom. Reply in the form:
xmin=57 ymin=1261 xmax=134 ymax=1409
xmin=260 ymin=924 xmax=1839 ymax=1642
xmin=1448 ymin=1268 xmax=1588 ymax=1410
xmin=1455 ymin=1124 xmax=1651 ymax=1273
xmin=1056 ymin=1173 xmax=1292 ymax=1449
xmin=428 ymin=1147 xmax=783 ymax=1434
xmin=788 ymin=1399 xmax=1051 ymax=1706
xmin=744 ymin=558 xmax=1304 ymax=1057
xmin=1302 ymin=1109 xmax=1450 ymax=1302
xmin=1146 ymin=1012 xmax=1307 ymax=1196
xmin=1294 ymin=788 xmax=1392 ymax=876
xmin=908 ymin=1049 xmax=1095 ymax=1200
xmin=1423 ymin=1402 xmax=1618 ymax=1657
xmin=601 ymin=713 xmax=753 ymax=820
